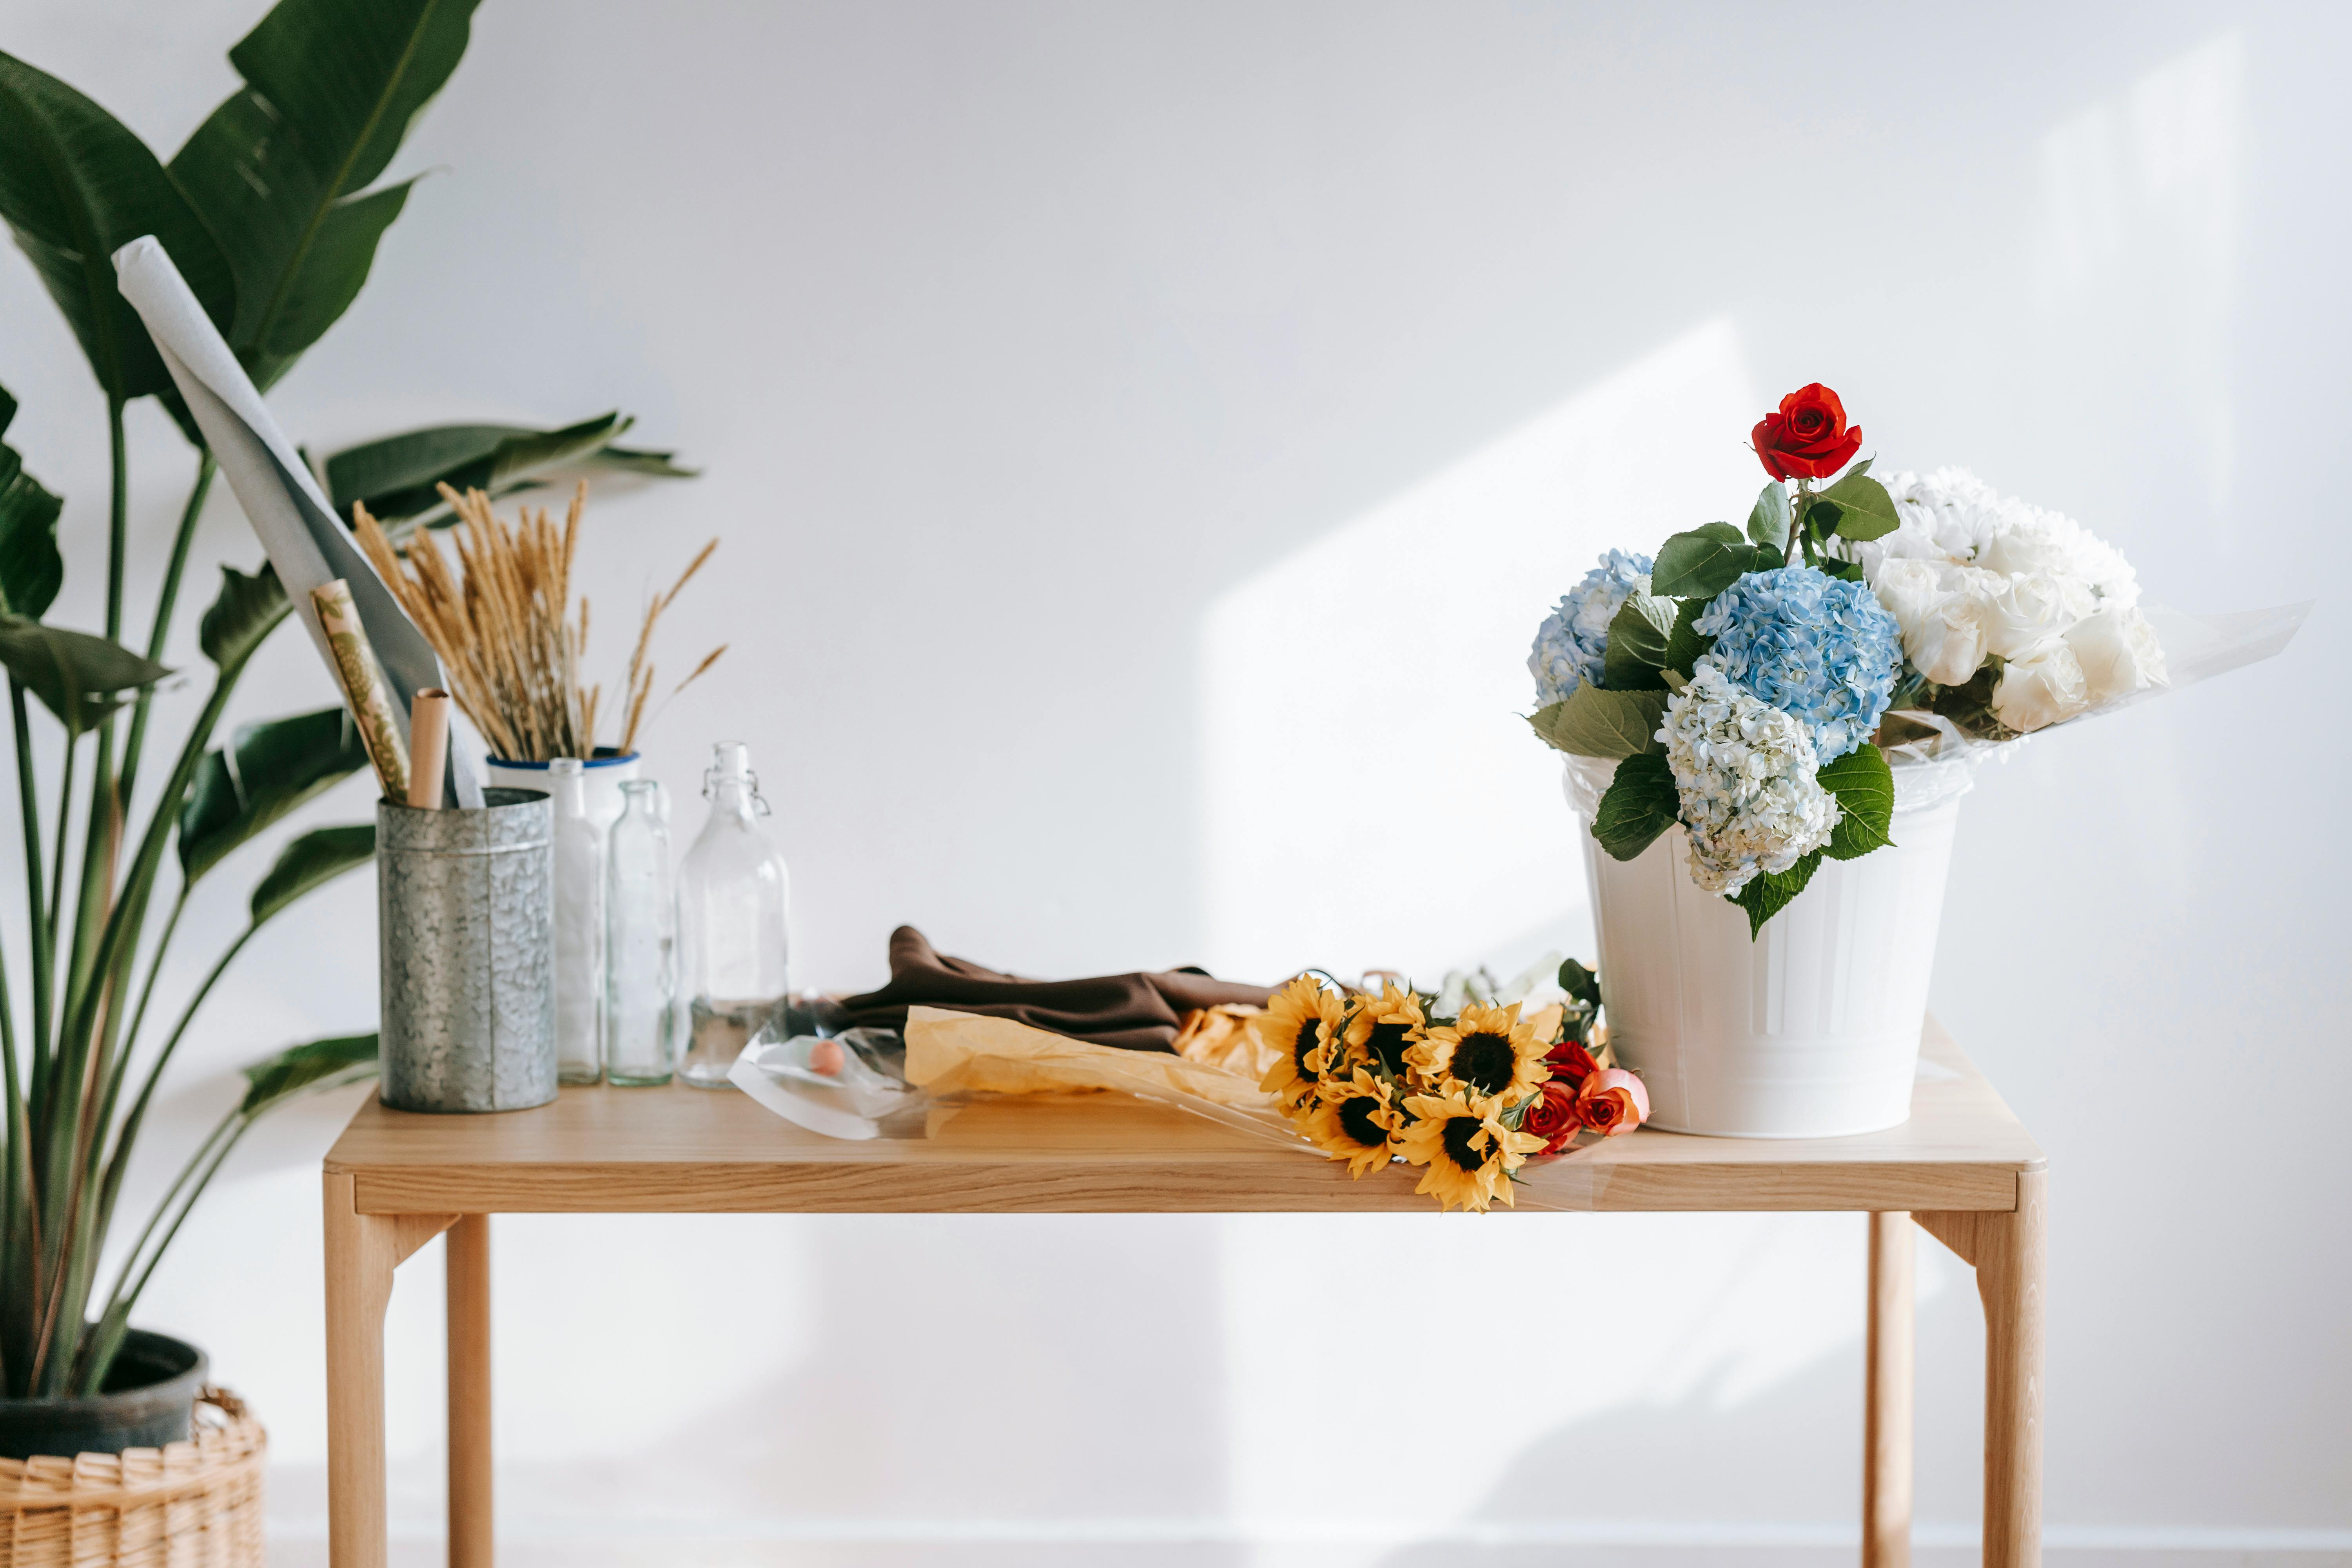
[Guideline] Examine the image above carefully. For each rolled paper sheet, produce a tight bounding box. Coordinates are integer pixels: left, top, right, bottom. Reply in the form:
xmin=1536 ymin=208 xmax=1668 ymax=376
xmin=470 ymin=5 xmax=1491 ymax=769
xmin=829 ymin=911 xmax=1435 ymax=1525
xmin=407 ymin=691 xmax=451 ymax=810
xmin=311 ymin=580 xmax=410 ymax=801
xmin=109 ymin=236 xmax=483 ymax=808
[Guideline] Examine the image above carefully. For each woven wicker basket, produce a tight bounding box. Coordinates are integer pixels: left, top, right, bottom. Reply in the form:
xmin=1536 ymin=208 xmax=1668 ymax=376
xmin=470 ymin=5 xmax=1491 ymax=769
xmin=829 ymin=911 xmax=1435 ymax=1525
xmin=0 ymin=1388 xmax=264 ymax=1568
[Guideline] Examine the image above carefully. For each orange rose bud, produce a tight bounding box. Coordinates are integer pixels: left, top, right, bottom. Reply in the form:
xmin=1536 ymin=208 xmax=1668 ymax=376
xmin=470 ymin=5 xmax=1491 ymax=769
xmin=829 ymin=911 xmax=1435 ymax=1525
xmin=1522 ymin=1079 xmax=1583 ymax=1154
xmin=1575 ymin=1067 xmax=1650 ymax=1137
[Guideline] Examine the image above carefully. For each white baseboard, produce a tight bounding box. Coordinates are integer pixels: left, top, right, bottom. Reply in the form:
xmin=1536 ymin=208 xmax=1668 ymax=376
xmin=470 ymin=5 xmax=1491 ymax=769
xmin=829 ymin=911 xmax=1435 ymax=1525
xmin=265 ymin=1515 xmax=2352 ymax=1566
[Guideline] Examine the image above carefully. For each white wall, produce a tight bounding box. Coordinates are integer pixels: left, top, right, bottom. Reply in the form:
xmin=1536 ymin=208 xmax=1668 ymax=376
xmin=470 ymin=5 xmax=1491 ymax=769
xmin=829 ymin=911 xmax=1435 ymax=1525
xmin=2 ymin=2 xmax=2347 ymax=1563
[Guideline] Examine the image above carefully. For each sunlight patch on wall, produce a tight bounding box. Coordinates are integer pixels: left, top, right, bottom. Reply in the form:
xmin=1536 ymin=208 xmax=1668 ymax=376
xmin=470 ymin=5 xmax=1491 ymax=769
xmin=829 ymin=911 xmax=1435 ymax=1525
xmin=1196 ymin=321 xmax=1760 ymax=987
xmin=2034 ymin=31 xmax=2241 ymax=512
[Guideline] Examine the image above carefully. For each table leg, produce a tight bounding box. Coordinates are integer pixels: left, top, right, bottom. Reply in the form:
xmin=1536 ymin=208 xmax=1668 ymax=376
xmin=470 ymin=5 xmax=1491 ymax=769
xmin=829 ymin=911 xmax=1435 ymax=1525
xmin=1915 ymin=1170 xmax=2047 ymax=1568
xmin=1864 ymin=1211 xmax=1914 ymax=1568
xmin=323 ymin=1172 xmax=456 ymax=1568
xmin=446 ymin=1215 xmax=494 ymax=1568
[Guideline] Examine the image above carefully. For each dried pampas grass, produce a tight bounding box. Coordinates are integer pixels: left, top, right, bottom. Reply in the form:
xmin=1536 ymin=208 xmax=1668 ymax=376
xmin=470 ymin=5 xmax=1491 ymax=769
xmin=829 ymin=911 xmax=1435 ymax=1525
xmin=354 ymin=481 xmax=725 ymax=762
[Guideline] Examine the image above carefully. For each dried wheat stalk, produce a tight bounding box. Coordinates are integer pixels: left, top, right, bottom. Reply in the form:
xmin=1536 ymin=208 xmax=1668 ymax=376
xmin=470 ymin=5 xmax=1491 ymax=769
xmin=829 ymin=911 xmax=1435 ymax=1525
xmin=353 ymin=482 xmax=725 ymax=762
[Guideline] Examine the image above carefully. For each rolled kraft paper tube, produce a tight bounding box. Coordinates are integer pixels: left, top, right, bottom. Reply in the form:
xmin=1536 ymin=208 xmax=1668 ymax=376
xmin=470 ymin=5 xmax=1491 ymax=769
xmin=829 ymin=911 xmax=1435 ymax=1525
xmin=311 ymin=579 xmax=411 ymax=800
xmin=408 ymin=690 xmax=452 ymax=810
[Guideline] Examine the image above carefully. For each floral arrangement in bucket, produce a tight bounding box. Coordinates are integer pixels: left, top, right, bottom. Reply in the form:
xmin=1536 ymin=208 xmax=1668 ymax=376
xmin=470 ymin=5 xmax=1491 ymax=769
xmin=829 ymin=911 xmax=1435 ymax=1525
xmin=1260 ymin=961 xmax=1648 ymax=1212
xmin=1528 ymin=383 xmax=2192 ymax=936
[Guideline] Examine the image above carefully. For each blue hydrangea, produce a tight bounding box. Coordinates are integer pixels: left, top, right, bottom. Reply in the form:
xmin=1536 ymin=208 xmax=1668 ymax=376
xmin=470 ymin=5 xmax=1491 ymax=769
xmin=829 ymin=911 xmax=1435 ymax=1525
xmin=1529 ymin=550 xmax=1654 ymax=706
xmin=1692 ymin=566 xmax=1903 ymax=761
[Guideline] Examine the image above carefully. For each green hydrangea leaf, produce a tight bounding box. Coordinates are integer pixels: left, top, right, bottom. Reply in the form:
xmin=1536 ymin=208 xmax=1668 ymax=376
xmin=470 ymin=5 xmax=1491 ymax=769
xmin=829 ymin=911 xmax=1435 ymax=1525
xmin=1819 ymin=744 xmax=1896 ymax=860
xmin=1662 ymin=595 xmax=1712 ymax=677
xmin=1591 ymin=752 xmax=1679 ymax=862
xmin=1652 ymin=521 xmax=1761 ymax=599
xmin=1730 ymin=850 xmax=1822 ymax=938
xmin=1529 ymin=685 xmax=1667 ymax=759
xmin=1601 ymin=591 xmax=1674 ymax=691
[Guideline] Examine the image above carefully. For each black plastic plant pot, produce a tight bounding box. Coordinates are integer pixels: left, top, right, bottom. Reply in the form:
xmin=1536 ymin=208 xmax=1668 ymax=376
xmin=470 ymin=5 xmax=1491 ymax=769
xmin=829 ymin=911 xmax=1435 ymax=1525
xmin=0 ymin=1330 xmax=209 ymax=1461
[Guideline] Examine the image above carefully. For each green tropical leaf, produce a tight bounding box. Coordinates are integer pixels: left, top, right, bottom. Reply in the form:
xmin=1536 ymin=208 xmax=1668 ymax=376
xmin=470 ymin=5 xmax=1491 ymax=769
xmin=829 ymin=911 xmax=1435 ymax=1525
xmin=249 ymin=822 xmax=373 ymax=926
xmin=1819 ymin=744 xmax=1898 ymax=860
xmin=1601 ymin=592 xmax=1674 ymax=692
xmin=197 ymin=564 xmax=290 ymax=671
xmin=1662 ymin=595 xmax=1711 ymax=678
xmin=0 ymin=387 xmax=63 ymax=619
xmin=169 ymin=0 xmax=481 ymax=388
xmin=1730 ymin=850 xmax=1823 ymax=938
xmin=1818 ymin=469 xmax=1899 ymax=542
xmin=1529 ymin=685 xmax=1668 ymax=759
xmin=0 ymin=614 xmax=170 ymax=730
xmin=1652 ymin=522 xmax=1762 ymax=599
xmin=1746 ymin=481 xmax=1791 ymax=551
xmin=1591 ymin=752 xmax=1680 ymax=862
xmin=236 ymin=1031 xmax=377 ymax=1116
xmin=0 ymin=51 xmax=238 ymax=403
xmin=177 ymin=706 xmax=370 ymax=884
xmin=321 ymin=412 xmax=681 ymax=530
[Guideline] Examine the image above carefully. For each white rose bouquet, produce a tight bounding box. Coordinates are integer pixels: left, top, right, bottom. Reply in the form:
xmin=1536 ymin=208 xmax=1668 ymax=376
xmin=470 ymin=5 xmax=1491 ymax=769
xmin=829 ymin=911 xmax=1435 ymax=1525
xmin=1528 ymin=383 xmax=2303 ymax=936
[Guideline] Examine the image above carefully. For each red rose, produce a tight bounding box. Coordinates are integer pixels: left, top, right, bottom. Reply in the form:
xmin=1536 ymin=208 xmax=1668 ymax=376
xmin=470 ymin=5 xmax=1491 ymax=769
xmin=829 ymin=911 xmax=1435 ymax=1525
xmin=1544 ymin=1039 xmax=1598 ymax=1085
xmin=1751 ymin=383 xmax=1862 ymax=482
xmin=1522 ymin=1080 xmax=1583 ymax=1154
xmin=1575 ymin=1068 xmax=1650 ymax=1138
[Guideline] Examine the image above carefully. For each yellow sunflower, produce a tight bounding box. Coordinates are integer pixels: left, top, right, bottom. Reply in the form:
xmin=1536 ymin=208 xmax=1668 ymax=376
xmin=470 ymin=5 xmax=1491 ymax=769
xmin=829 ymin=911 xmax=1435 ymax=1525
xmin=1341 ymin=981 xmax=1426 ymax=1080
xmin=1396 ymin=1090 xmax=1546 ymax=1213
xmin=1256 ymin=974 xmax=1348 ymax=1111
xmin=1303 ymin=1067 xmax=1403 ymax=1177
xmin=1406 ymin=1001 xmax=1549 ymax=1102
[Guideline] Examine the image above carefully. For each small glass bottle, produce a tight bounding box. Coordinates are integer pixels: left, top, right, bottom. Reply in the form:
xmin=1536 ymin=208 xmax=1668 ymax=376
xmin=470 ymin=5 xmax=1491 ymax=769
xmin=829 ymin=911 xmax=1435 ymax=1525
xmin=677 ymin=741 xmax=791 ymax=1089
xmin=549 ymin=759 xmax=604 ymax=1085
xmin=603 ymin=779 xmax=677 ymax=1086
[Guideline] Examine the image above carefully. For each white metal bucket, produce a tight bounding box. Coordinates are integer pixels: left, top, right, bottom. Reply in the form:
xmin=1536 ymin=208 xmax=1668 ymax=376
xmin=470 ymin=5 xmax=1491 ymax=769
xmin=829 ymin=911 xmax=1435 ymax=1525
xmin=1568 ymin=757 xmax=1967 ymax=1138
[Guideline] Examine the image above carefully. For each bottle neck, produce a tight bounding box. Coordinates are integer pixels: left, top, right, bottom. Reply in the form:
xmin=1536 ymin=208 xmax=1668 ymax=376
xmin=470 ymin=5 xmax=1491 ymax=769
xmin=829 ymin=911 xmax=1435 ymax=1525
xmin=708 ymin=780 xmax=757 ymax=823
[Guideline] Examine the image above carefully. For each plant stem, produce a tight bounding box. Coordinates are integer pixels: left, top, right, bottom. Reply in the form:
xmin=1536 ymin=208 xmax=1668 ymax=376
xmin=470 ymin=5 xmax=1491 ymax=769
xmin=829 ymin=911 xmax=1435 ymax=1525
xmin=76 ymin=1111 xmax=247 ymax=1395
xmin=118 ymin=455 xmax=216 ymax=807
xmin=11 ymin=681 xmax=49 ymax=1071
xmin=105 ymin=399 xmax=126 ymax=643
xmin=116 ymin=889 xmax=187 ymax=1078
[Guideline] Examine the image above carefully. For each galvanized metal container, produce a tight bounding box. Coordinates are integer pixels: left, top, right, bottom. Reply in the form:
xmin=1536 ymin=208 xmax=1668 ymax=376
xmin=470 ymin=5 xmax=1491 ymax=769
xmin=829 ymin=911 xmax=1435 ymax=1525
xmin=377 ymin=787 xmax=556 ymax=1112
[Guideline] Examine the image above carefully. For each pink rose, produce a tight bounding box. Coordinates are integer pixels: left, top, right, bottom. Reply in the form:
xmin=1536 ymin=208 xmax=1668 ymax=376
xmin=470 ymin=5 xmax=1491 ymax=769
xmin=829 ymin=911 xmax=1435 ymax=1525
xmin=1575 ymin=1068 xmax=1650 ymax=1137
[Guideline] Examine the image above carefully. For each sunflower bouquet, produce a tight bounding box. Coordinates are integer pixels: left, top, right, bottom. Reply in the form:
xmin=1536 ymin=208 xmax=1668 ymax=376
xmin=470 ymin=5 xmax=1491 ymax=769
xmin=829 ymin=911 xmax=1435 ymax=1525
xmin=1258 ymin=962 xmax=1650 ymax=1212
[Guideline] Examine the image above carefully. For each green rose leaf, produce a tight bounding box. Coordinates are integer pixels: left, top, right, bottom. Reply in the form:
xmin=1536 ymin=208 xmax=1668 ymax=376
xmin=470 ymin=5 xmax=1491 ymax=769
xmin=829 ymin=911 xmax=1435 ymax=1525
xmin=1557 ymin=958 xmax=1600 ymax=1011
xmin=1652 ymin=521 xmax=1761 ymax=599
xmin=1601 ymin=591 xmax=1675 ymax=691
xmin=1529 ymin=685 xmax=1667 ymax=759
xmin=1662 ymin=595 xmax=1713 ymax=678
xmin=1819 ymin=469 xmax=1900 ymax=542
xmin=1818 ymin=744 xmax=1896 ymax=860
xmin=1591 ymin=752 xmax=1680 ymax=863
xmin=1730 ymin=850 xmax=1823 ymax=938
xmin=1746 ymin=481 xmax=1791 ymax=551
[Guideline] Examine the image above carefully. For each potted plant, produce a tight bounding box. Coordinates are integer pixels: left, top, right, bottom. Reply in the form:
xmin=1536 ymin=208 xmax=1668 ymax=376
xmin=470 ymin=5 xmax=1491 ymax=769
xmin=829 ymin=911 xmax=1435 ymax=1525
xmin=0 ymin=0 xmax=689 ymax=1473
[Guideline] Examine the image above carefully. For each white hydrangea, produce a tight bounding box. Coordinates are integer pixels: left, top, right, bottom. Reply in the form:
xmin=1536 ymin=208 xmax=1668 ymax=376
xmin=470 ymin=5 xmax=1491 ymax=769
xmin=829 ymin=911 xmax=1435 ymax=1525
xmin=1857 ymin=467 xmax=2164 ymax=730
xmin=1529 ymin=550 xmax=1653 ymax=707
xmin=1660 ymin=663 xmax=1842 ymax=897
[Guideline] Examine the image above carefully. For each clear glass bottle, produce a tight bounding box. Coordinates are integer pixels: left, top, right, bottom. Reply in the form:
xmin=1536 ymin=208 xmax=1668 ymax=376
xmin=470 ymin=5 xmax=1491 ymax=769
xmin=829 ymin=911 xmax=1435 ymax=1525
xmin=677 ymin=741 xmax=791 ymax=1089
xmin=603 ymin=778 xmax=677 ymax=1086
xmin=549 ymin=759 xmax=604 ymax=1085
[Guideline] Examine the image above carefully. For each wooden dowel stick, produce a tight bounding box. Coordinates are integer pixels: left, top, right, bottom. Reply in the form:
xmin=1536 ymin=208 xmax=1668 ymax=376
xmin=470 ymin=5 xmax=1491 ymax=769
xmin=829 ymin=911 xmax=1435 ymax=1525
xmin=407 ymin=690 xmax=451 ymax=809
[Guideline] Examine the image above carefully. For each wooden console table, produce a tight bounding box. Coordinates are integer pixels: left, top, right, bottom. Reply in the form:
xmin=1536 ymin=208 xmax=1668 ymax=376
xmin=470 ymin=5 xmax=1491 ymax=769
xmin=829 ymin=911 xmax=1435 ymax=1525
xmin=321 ymin=1017 xmax=2045 ymax=1567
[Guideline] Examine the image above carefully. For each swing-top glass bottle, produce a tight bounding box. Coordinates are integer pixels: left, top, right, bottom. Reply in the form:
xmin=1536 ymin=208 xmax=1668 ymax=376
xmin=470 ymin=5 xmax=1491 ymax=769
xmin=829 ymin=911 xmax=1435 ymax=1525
xmin=677 ymin=741 xmax=791 ymax=1087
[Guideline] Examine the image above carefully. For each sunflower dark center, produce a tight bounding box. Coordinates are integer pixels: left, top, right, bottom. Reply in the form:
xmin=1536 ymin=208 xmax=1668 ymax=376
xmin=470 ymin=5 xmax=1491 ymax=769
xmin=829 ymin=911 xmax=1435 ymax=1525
xmin=1337 ymin=1096 xmax=1386 ymax=1149
xmin=1292 ymin=1019 xmax=1321 ymax=1077
xmin=1440 ymin=1115 xmax=1488 ymax=1173
xmin=1366 ymin=1020 xmax=1412 ymax=1075
xmin=1452 ymin=1032 xmax=1517 ymax=1094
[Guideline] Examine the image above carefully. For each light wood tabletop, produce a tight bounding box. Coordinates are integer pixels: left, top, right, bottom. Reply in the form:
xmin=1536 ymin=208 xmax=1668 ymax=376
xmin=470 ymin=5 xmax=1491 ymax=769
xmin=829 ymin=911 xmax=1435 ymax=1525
xmin=320 ymin=1014 xmax=2047 ymax=1568
xmin=325 ymin=1014 xmax=2042 ymax=1217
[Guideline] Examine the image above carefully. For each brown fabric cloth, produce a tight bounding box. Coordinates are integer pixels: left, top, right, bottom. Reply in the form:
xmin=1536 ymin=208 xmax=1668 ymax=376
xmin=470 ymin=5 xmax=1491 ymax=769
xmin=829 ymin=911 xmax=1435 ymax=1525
xmin=838 ymin=926 xmax=1275 ymax=1053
